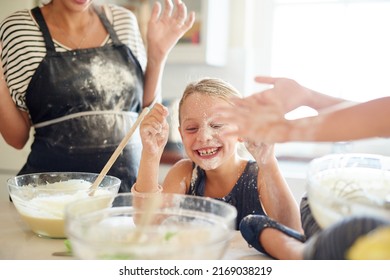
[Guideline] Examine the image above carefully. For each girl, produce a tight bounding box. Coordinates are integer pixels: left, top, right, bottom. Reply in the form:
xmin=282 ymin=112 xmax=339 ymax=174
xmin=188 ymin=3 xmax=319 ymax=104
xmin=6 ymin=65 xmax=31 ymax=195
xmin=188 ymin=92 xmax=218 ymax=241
xmin=134 ymin=77 xmax=302 ymax=231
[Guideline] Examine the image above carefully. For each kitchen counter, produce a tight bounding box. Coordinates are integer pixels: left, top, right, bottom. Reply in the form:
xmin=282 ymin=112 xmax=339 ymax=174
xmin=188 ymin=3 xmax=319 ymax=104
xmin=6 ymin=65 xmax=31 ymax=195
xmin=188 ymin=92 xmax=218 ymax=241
xmin=0 ymin=201 xmax=269 ymax=260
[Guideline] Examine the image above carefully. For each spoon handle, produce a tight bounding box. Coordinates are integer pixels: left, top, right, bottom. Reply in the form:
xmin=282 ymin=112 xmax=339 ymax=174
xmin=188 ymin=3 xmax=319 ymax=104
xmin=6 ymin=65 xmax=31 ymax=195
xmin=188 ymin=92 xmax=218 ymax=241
xmin=89 ymin=107 xmax=150 ymax=194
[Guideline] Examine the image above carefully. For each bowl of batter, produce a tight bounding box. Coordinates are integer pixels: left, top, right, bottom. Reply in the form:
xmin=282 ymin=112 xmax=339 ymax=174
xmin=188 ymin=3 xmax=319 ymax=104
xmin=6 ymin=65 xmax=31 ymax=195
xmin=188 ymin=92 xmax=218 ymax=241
xmin=65 ymin=192 xmax=237 ymax=259
xmin=307 ymin=153 xmax=390 ymax=229
xmin=8 ymin=172 xmax=121 ymax=238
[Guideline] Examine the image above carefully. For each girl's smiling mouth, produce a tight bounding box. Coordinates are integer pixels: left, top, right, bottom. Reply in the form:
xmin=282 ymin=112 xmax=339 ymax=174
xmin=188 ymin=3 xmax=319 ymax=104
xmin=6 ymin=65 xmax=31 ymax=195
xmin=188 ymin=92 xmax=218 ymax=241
xmin=197 ymin=147 xmax=220 ymax=157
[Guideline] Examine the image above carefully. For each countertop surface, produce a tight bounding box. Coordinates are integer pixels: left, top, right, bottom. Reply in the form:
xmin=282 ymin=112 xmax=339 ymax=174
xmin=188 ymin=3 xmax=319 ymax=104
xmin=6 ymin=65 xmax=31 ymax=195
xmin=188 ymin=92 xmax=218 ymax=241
xmin=0 ymin=201 xmax=269 ymax=260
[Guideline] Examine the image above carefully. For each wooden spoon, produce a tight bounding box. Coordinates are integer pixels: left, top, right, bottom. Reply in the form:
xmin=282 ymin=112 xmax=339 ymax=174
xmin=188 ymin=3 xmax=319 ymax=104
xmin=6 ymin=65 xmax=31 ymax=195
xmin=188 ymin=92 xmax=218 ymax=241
xmin=89 ymin=107 xmax=150 ymax=195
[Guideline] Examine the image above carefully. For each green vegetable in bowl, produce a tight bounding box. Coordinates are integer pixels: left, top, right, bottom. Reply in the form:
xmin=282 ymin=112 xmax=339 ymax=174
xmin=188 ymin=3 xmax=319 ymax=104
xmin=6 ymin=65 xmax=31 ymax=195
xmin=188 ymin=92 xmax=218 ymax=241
xmin=101 ymin=253 xmax=137 ymax=260
xmin=164 ymin=231 xmax=177 ymax=241
xmin=64 ymin=239 xmax=73 ymax=254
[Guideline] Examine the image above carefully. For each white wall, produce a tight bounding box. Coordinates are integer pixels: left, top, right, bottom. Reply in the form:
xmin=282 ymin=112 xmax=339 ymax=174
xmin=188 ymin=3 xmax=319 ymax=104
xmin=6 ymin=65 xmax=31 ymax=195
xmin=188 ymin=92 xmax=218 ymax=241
xmin=0 ymin=1 xmax=36 ymax=21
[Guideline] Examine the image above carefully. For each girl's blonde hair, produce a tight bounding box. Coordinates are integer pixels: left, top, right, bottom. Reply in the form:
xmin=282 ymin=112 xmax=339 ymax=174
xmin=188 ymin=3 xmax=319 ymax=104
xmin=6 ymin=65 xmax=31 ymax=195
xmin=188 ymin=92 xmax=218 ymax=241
xmin=178 ymin=78 xmax=242 ymax=123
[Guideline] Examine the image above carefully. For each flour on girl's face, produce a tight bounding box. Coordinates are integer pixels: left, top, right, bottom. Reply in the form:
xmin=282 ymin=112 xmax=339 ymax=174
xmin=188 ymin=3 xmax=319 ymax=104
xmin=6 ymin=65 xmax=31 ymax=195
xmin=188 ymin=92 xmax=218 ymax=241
xmin=194 ymin=118 xmax=225 ymax=170
xmin=181 ymin=94 xmax=237 ymax=171
xmin=200 ymin=157 xmax=220 ymax=170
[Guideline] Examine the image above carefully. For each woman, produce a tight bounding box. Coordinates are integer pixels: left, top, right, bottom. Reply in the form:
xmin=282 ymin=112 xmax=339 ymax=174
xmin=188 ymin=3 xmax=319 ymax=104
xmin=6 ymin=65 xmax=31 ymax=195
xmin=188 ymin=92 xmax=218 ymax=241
xmin=0 ymin=0 xmax=194 ymax=192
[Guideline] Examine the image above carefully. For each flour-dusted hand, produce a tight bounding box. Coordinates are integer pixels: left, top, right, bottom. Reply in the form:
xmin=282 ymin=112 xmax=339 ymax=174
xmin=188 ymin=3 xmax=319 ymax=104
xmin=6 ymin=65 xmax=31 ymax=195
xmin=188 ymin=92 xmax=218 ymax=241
xmin=254 ymin=76 xmax=349 ymax=113
xmin=147 ymin=0 xmax=195 ymax=61
xmin=213 ymin=77 xmax=315 ymax=144
xmin=140 ymin=103 xmax=170 ymax=155
xmin=214 ymin=92 xmax=288 ymax=144
xmin=254 ymin=76 xmax=312 ymax=113
xmin=245 ymin=141 xmax=274 ymax=165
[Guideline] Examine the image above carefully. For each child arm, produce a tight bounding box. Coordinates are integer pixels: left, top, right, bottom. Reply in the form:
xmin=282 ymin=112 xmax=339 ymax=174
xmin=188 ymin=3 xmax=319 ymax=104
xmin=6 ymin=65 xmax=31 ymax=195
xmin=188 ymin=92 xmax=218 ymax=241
xmin=134 ymin=103 xmax=169 ymax=193
xmin=247 ymin=142 xmax=302 ymax=232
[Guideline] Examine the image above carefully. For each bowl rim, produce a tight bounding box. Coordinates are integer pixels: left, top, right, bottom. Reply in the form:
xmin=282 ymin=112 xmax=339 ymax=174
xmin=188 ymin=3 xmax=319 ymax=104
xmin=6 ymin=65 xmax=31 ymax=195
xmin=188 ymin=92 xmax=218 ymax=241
xmin=306 ymin=153 xmax=390 ymax=215
xmin=64 ymin=192 xmax=237 ymax=256
xmin=65 ymin=192 xmax=238 ymax=220
xmin=308 ymin=153 xmax=388 ymax=169
xmin=7 ymin=172 xmax=121 ymax=189
xmin=64 ymin=192 xmax=238 ymax=232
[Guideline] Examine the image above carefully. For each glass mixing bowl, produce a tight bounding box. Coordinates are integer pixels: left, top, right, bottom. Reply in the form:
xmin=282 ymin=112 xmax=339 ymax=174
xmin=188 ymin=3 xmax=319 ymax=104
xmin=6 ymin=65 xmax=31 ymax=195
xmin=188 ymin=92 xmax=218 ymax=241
xmin=8 ymin=172 xmax=121 ymax=238
xmin=307 ymin=153 xmax=390 ymax=229
xmin=65 ymin=192 xmax=237 ymax=259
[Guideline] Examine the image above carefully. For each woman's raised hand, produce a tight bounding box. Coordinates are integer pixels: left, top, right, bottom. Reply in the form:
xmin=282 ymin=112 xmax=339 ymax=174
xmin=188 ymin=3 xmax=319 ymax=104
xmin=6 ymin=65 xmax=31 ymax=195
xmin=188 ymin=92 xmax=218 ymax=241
xmin=147 ymin=0 xmax=195 ymax=61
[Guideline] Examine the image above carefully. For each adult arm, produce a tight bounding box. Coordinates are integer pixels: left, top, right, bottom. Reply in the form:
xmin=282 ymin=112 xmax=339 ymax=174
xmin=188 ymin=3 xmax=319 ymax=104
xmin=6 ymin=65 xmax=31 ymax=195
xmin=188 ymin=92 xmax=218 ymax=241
xmin=214 ymin=76 xmax=384 ymax=144
xmin=286 ymin=97 xmax=390 ymax=142
xmin=142 ymin=0 xmax=195 ymax=107
xmin=0 ymin=48 xmax=31 ymax=149
xmin=218 ymin=93 xmax=390 ymax=143
xmin=254 ymin=76 xmax=350 ymax=113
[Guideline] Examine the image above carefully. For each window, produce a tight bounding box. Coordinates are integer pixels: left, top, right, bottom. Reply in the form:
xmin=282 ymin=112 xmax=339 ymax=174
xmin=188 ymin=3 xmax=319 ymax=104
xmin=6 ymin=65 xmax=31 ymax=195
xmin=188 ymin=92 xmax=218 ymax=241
xmin=271 ymin=0 xmax=390 ymax=102
xmin=252 ymin=0 xmax=390 ymax=160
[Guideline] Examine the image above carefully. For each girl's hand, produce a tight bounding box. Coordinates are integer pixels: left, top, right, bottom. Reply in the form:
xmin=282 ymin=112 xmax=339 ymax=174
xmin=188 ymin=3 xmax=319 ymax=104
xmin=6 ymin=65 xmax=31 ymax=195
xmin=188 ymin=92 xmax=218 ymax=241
xmin=147 ymin=0 xmax=195 ymax=61
xmin=139 ymin=103 xmax=170 ymax=155
xmin=245 ymin=141 xmax=274 ymax=165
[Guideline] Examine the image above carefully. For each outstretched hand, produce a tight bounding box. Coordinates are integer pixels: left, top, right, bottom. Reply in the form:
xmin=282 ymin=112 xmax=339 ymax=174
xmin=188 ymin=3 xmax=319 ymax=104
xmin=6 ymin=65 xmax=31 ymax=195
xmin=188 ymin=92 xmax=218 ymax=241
xmin=147 ymin=0 xmax=195 ymax=61
xmin=214 ymin=91 xmax=288 ymax=144
xmin=254 ymin=76 xmax=312 ymax=113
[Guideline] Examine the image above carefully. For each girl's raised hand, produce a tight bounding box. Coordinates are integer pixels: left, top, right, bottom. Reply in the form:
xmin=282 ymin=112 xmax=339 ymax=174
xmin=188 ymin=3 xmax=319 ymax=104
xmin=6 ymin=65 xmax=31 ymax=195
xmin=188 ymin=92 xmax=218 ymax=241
xmin=245 ymin=141 xmax=274 ymax=165
xmin=139 ymin=103 xmax=170 ymax=155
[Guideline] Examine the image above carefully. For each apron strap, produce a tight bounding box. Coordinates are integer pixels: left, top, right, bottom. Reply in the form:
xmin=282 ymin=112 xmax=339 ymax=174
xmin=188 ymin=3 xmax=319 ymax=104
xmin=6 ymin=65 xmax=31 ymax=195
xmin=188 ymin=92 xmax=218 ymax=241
xmin=31 ymin=7 xmax=56 ymax=53
xmin=31 ymin=5 xmax=121 ymax=53
xmin=95 ymin=6 xmax=122 ymax=46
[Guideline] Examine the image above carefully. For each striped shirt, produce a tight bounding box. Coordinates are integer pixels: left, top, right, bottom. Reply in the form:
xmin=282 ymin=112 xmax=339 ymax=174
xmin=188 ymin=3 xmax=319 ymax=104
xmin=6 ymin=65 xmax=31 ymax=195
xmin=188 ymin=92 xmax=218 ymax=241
xmin=0 ymin=4 xmax=146 ymax=112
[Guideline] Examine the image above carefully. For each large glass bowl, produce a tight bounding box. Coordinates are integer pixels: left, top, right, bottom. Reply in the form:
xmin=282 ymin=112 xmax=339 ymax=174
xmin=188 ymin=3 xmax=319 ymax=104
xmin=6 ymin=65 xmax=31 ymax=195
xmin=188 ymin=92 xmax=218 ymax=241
xmin=307 ymin=153 xmax=390 ymax=229
xmin=65 ymin=193 xmax=237 ymax=260
xmin=8 ymin=172 xmax=121 ymax=238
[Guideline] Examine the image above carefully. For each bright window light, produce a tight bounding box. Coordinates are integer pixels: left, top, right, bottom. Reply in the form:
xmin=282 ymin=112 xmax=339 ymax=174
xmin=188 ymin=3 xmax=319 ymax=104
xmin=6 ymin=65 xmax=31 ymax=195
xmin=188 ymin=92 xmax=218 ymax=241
xmin=271 ymin=0 xmax=390 ymax=102
xmin=255 ymin=0 xmax=390 ymax=159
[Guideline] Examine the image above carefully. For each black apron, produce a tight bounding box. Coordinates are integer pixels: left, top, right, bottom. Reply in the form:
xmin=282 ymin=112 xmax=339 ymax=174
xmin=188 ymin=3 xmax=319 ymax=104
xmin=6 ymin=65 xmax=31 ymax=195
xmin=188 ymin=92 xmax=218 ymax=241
xmin=19 ymin=7 xmax=144 ymax=193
